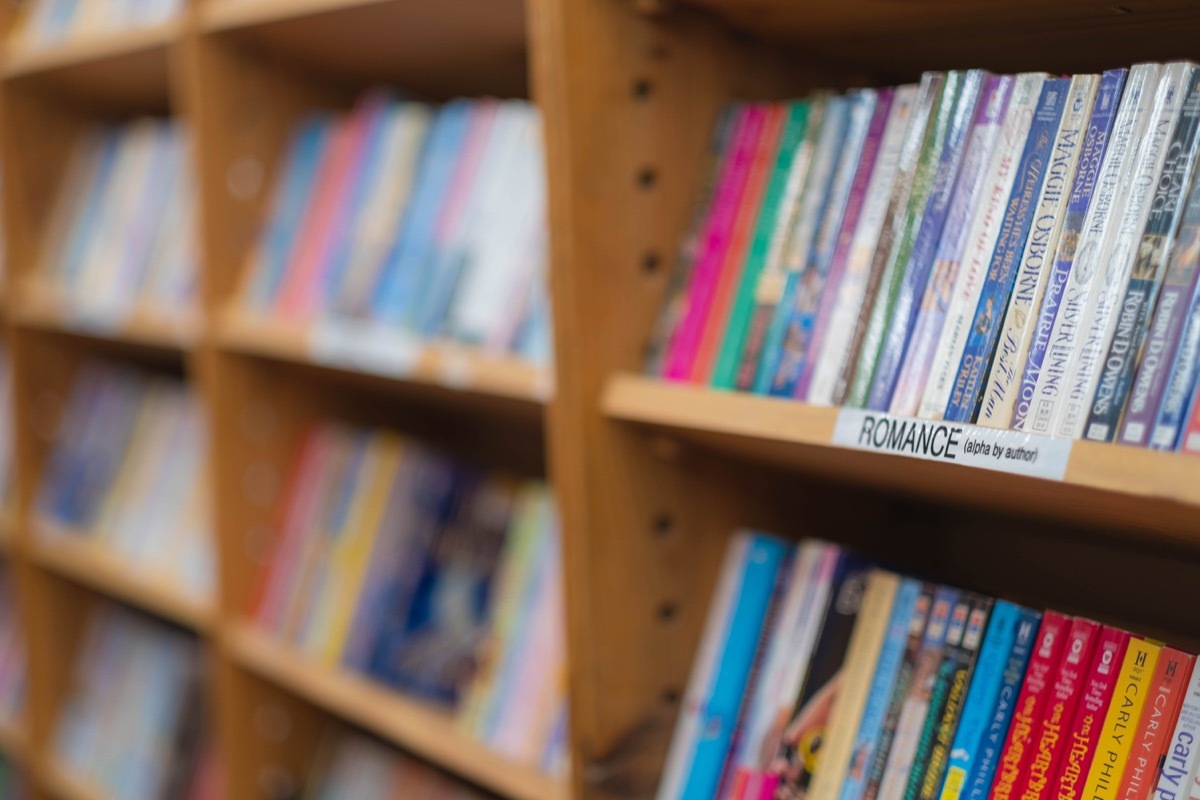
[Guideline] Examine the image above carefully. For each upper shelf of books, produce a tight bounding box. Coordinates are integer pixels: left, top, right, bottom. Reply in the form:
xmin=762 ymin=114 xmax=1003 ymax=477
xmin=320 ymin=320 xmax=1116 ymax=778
xmin=664 ymin=0 xmax=1200 ymax=75
xmin=202 ymin=0 xmax=528 ymax=98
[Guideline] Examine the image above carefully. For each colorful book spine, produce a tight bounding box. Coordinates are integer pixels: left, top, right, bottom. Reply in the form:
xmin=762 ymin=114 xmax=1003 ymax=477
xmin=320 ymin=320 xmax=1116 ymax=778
xmin=1116 ymin=648 xmax=1193 ymax=800
xmin=691 ymin=105 xmax=788 ymax=382
xmin=866 ymin=70 xmax=990 ymax=411
xmin=843 ymin=70 xmax=955 ymax=408
xmin=943 ymin=78 xmax=1071 ymax=422
xmin=662 ymin=106 xmax=766 ymax=381
xmin=987 ymin=610 xmax=1071 ymax=800
xmin=1180 ymin=372 xmax=1200 ymax=453
xmin=766 ymin=91 xmax=877 ymax=396
xmin=766 ymin=91 xmax=889 ymax=396
xmin=1087 ymin=68 xmax=1200 ymax=441
xmin=655 ymin=532 xmax=788 ymax=800
xmin=803 ymin=86 xmax=918 ymax=405
xmin=1151 ymin=662 xmax=1200 ymax=800
xmin=712 ymin=102 xmax=813 ymax=389
xmin=889 ymin=75 xmax=1014 ymax=417
xmin=1025 ymin=62 xmax=1162 ymax=436
xmin=975 ymin=75 xmax=1098 ymax=428
xmin=839 ymin=579 xmax=925 ymax=800
xmin=1078 ymin=638 xmax=1162 ymax=800
xmin=939 ymin=600 xmax=1025 ymax=800
xmin=1012 ymin=69 xmax=1128 ymax=430
xmin=917 ymin=73 xmax=1046 ymax=420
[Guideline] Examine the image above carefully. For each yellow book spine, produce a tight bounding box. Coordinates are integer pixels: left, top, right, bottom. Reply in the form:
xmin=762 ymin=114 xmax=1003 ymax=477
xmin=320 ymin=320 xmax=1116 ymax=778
xmin=1079 ymin=638 xmax=1162 ymax=800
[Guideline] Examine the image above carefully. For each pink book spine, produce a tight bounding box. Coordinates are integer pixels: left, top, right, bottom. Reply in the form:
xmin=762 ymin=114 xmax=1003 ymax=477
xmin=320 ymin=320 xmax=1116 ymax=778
xmin=663 ymin=106 xmax=766 ymax=380
xmin=433 ymin=103 xmax=497 ymax=247
xmin=276 ymin=104 xmax=375 ymax=318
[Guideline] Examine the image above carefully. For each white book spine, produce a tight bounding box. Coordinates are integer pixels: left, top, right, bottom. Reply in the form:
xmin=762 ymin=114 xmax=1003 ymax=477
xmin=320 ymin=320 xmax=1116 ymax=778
xmin=976 ymin=75 xmax=1099 ymax=427
xmin=1024 ymin=63 xmax=1162 ymax=434
xmin=917 ymin=73 xmax=1046 ymax=420
xmin=807 ymin=86 xmax=917 ymax=406
xmin=1057 ymin=62 xmax=1191 ymax=438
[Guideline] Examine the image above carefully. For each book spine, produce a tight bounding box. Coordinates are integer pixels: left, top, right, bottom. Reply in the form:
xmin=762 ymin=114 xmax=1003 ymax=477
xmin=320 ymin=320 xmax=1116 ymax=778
xmin=1025 ymin=63 xmax=1163 ymax=436
xmin=988 ymin=610 xmax=1072 ymax=800
xmin=1079 ymin=639 xmax=1162 ymax=800
xmin=1060 ymin=64 xmax=1192 ymax=439
xmin=748 ymin=98 xmax=849 ymax=393
xmin=1016 ymin=616 xmax=1100 ymax=800
xmin=940 ymin=600 xmax=1024 ymax=800
xmin=864 ymin=71 xmax=989 ymax=411
xmin=840 ymin=579 xmax=925 ymax=800
xmin=712 ymin=102 xmax=813 ymax=389
xmin=1151 ymin=663 xmax=1200 ymax=800
xmin=889 ymin=75 xmax=1014 ymax=416
xmin=1117 ymin=649 xmax=1193 ymax=800
xmin=829 ymin=75 xmax=942 ymax=406
xmin=976 ymin=75 xmax=1098 ymax=428
xmin=1087 ymin=67 xmax=1200 ymax=441
xmin=945 ymin=78 xmax=1071 ymax=422
xmin=1012 ymin=69 xmax=1128 ymax=429
xmin=917 ymin=73 xmax=1046 ymax=419
xmin=767 ymin=91 xmax=878 ymax=396
xmin=661 ymin=106 xmax=762 ymax=380
xmin=763 ymin=91 xmax=891 ymax=396
xmin=691 ymin=105 xmax=789 ymax=382
xmin=803 ymin=85 xmax=918 ymax=405
xmin=843 ymin=71 xmax=955 ymax=408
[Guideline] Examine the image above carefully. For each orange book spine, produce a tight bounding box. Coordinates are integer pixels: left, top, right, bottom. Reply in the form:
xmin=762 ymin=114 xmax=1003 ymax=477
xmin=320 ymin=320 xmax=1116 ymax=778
xmin=1117 ymin=648 xmax=1194 ymax=800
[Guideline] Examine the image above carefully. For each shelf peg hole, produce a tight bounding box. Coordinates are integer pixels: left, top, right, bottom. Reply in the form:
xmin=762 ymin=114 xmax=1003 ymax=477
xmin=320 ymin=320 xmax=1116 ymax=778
xmin=658 ymin=602 xmax=678 ymax=623
xmin=637 ymin=166 xmax=658 ymax=190
xmin=632 ymin=78 xmax=653 ymax=100
xmin=652 ymin=514 xmax=673 ymax=537
xmin=642 ymin=250 xmax=662 ymax=274
xmin=661 ymin=688 xmax=681 ymax=705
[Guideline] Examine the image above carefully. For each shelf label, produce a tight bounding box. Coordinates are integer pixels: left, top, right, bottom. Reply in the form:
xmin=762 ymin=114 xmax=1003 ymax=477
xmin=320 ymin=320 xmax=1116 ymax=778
xmin=310 ymin=319 xmax=424 ymax=378
xmin=832 ymin=409 xmax=1073 ymax=480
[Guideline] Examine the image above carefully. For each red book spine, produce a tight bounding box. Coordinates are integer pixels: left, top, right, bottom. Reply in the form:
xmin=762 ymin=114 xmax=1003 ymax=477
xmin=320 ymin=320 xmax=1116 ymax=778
xmin=989 ymin=611 xmax=1072 ymax=800
xmin=1017 ymin=617 xmax=1101 ymax=800
xmin=1118 ymin=648 xmax=1195 ymax=800
xmin=1050 ymin=627 xmax=1133 ymax=800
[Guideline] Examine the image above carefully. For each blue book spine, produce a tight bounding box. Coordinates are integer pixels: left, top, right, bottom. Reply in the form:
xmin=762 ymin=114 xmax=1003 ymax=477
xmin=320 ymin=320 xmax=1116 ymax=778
xmin=1012 ymin=69 xmax=1127 ymax=429
xmin=944 ymin=79 xmax=1071 ymax=422
xmin=938 ymin=600 xmax=1022 ymax=800
xmin=60 ymin=131 xmax=120 ymax=284
xmin=867 ymin=70 xmax=989 ymax=411
xmin=676 ymin=533 xmax=789 ymax=800
xmin=370 ymin=101 xmax=473 ymax=327
xmin=839 ymin=578 xmax=923 ymax=800
xmin=1155 ymin=277 xmax=1200 ymax=449
xmin=753 ymin=98 xmax=852 ymax=395
xmin=962 ymin=608 xmax=1041 ymax=800
xmin=246 ymin=117 xmax=335 ymax=308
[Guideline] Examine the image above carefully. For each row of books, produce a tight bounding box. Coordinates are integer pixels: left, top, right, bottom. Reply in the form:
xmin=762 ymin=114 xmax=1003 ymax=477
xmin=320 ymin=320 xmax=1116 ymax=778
xmin=660 ymin=532 xmax=1200 ymax=800
xmin=248 ymin=423 xmax=567 ymax=775
xmin=13 ymin=0 xmax=182 ymax=48
xmin=306 ymin=729 xmax=490 ymax=800
xmin=240 ymin=92 xmax=551 ymax=364
xmin=42 ymin=120 xmax=197 ymax=322
xmin=36 ymin=363 xmax=212 ymax=600
xmin=648 ymin=62 xmax=1200 ymax=453
xmin=0 ymin=568 xmax=24 ymax=729
xmin=54 ymin=604 xmax=216 ymax=800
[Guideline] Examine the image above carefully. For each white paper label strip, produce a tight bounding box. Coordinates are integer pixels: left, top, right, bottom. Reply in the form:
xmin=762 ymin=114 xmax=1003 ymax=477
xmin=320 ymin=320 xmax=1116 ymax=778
xmin=832 ymin=409 xmax=1073 ymax=481
xmin=310 ymin=319 xmax=423 ymax=378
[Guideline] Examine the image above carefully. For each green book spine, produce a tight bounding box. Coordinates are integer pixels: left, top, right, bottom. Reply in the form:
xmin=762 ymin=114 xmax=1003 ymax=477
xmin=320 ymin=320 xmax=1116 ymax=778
xmin=711 ymin=101 xmax=812 ymax=389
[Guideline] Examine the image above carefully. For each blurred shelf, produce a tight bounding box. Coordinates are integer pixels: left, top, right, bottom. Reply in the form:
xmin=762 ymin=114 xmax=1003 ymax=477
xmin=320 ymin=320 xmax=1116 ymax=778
xmin=0 ymin=716 xmax=29 ymax=765
xmin=216 ymin=308 xmax=552 ymax=406
xmin=227 ymin=623 xmax=566 ymax=800
xmin=201 ymin=0 xmax=527 ymax=97
xmin=3 ymin=21 xmax=179 ymax=111
xmin=37 ymin=756 xmax=103 ymax=800
xmin=29 ymin=520 xmax=215 ymax=634
xmin=13 ymin=281 xmax=199 ymax=355
xmin=602 ymin=373 xmax=1200 ymax=540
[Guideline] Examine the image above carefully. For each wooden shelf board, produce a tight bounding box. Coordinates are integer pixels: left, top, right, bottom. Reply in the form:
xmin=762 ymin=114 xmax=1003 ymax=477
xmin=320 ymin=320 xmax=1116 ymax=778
xmin=226 ymin=623 xmax=565 ymax=800
xmin=3 ymin=22 xmax=177 ymax=111
xmin=37 ymin=756 xmax=103 ymax=800
xmin=13 ymin=281 xmax=199 ymax=354
xmin=602 ymin=373 xmax=1200 ymax=540
xmin=201 ymin=0 xmax=528 ymax=98
xmin=215 ymin=308 xmax=552 ymax=406
xmin=29 ymin=520 xmax=215 ymax=634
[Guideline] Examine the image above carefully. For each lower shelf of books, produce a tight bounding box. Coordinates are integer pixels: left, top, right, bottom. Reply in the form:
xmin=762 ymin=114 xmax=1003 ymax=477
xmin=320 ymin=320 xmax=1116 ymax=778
xmin=226 ymin=623 xmax=567 ymax=800
xmin=602 ymin=373 xmax=1200 ymax=540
